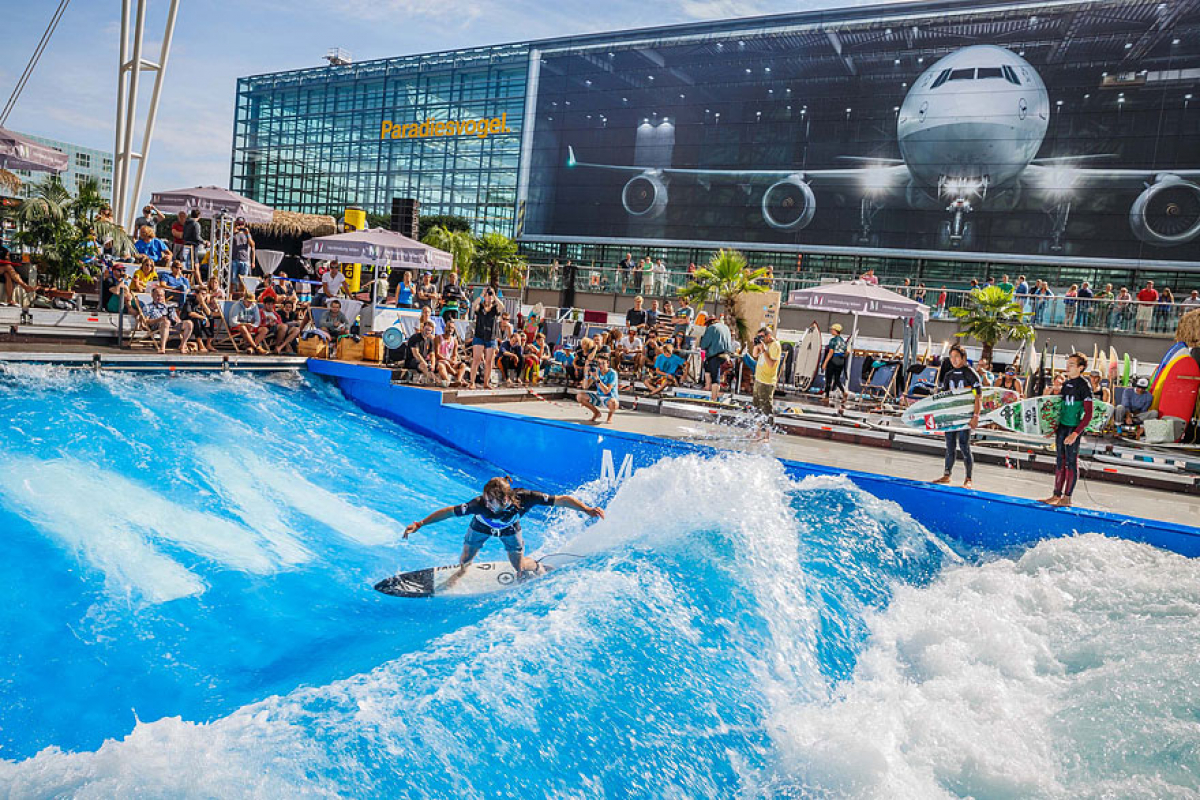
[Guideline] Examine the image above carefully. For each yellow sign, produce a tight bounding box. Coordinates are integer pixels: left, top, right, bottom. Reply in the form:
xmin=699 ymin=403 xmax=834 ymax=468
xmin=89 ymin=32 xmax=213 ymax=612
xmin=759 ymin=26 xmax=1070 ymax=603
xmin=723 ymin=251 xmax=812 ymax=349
xmin=381 ymin=113 xmax=511 ymax=141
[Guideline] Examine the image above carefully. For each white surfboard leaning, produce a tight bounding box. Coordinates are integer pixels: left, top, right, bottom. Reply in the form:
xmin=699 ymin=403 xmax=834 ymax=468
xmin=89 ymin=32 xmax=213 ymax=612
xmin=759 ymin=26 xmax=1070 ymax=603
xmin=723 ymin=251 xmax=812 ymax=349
xmin=792 ymin=324 xmax=823 ymax=390
xmin=901 ymin=387 xmax=1021 ymax=432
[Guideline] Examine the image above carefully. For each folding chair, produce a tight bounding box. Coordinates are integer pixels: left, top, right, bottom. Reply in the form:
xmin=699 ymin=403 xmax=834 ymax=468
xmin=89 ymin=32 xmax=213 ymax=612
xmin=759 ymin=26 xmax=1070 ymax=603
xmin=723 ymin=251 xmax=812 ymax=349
xmin=861 ymin=362 xmax=900 ymax=403
xmin=209 ymin=299 xmax=244 ymax=353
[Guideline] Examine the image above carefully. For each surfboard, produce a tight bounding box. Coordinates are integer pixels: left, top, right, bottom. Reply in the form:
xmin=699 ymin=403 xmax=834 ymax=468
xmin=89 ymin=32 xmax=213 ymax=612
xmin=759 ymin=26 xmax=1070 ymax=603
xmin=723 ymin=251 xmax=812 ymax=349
xmin=375 ymin=559 xmax=555 ymax=598
xmin=900 ymin=387 xmax=1021 ymax=432
xmin=1108 ymin=346 xmax=1119 ymax=385
xmin=1154 ymin=350 xmax=1200 ymax=422
xmin=792 ymin=324 xmax=822 ymax=390
xmin=989 ymin=396 xmax=1114 ymax=436
xmin=1151 ymin=341 xmax=1188 ymax=393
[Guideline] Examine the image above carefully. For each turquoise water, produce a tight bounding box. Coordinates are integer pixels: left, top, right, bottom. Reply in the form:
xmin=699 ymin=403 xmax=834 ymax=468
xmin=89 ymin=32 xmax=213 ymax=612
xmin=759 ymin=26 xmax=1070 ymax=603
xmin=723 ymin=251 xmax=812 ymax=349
xmin=1 ymin=367 xmax=1198 ymax=798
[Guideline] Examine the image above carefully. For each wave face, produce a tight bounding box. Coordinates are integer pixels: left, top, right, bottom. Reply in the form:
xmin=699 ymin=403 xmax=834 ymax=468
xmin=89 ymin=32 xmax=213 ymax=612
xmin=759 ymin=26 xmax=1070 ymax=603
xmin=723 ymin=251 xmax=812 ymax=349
xmin=2 ymin=368 xmax=1198 ymax=798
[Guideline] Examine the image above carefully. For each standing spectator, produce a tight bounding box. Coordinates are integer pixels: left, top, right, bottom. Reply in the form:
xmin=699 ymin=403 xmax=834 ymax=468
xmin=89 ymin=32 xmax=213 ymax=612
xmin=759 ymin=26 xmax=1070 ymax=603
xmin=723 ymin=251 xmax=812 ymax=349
xmin=618 ymin=252 xmax=633 ymax=292
xmin=1063 ymin=284 xmax=1079 ymax=327
xmin=1114 ymin=286 xmax=1134 ymax=330
xmin=750 ymin=325 xmax=782 ymax=441
xmin=441 ymin=272 xmax=466 ymax=322
xmin=468 ymin=288 xmax=502 ymax=389
xmin=415 ymin=273 xmax=439 ymax=311
xmin=1182 ymin=289 xmax=1200 ymax=311
xmin=936 ymin=285 xmax=948 ymax=317
xmin=1094 ymin=283 xmax=1115 ymax=328
xmin=645 ymin=299 xmax=660 ymax=330
xmin=169 ymin=211 xmax=187 ymax=257
xmin=931 ymin=343 xmax=981 ymax=489
xmin=699 ymin=312 xmax=734 ymax=401
xmin=1040 ymin=352 xmax=1094 ymax=508
xmin=1135 ymin=280 xmax=1159 ymax=333
xmin=1077 ymin=280 xmax=1095 ymax=326
xmin=625 ymin=295 xmax=648 ymax=331
xmin=183 ymin=209 xmax=205 ymax=274
xmin=641 ymin=257 xmax=654 ymax=294
xmin=913 ymin=282 xmax=927 ymax=304
xmin=1015 ymin=275 xmax=1030 ymax=297
xmin=318 ymin=262 xmax=346 ymax=306
xmin=1156 ymin=287 xmax=1175 ymax=334
xmin=673 ymin=296 xmax=695 ymax=348
xmin=395 ymin=270 xmax=415 ymax=308
xmin=655 ymin=301 xmax=675 ymax=343
xmin=860 ymin=268 xmax=878 ymax=285
xmin=821 ymin=323 xmax=849 ymax=406
xmin=653 ymin=258 xmax=667 ymax=296
xmin=143 ymin=286 xmax=194 ymax=354
xmin=230 ymin=217 xmax=255 ymax=294
xmin=134 ymin=225 xmax=170 ymax=267
xmin=997 ymin=274 xmax=1014 ymax=294
xmin=133 ymin=204 xmax=163 ymax=235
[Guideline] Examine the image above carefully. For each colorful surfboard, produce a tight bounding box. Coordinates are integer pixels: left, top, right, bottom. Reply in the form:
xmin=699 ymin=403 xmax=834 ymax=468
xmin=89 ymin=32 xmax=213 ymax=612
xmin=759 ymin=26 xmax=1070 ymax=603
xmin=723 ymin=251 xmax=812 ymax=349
xmin=901 ymin=387 xmax=1021 ymax=433
xmin=1154 ymin=350 xmax=1200 ymax=423
xmin=990 ymin=396 xmax=1114 ymax=437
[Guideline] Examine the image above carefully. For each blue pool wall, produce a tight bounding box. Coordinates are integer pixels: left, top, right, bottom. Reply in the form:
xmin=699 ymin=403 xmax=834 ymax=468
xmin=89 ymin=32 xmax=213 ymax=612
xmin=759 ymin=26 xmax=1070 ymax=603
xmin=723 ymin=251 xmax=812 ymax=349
xmin=308 ymin=360 xmax=1200 ymax=557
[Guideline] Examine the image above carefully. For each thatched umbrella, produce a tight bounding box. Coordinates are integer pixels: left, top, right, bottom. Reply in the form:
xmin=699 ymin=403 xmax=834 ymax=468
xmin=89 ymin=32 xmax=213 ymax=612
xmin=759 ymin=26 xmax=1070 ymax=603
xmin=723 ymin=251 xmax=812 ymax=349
xmin=1176 ymin=308 xmax=1200 ymax=349
xmin=0 ymin=168 xmax=20 ymax=194
xmin=251 ymin=210 xmax=337 ymax=238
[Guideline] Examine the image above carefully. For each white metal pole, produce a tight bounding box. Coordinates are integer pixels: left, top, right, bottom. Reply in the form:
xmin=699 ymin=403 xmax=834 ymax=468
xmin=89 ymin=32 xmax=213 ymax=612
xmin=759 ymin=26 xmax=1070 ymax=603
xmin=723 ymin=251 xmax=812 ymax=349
xmin=113 ymin=0 xmax=131 ymax=223
xmin=127 ymin=0 xmax=180 ymax=228
xmin=118 ymin=0 xmax=147 ymax=231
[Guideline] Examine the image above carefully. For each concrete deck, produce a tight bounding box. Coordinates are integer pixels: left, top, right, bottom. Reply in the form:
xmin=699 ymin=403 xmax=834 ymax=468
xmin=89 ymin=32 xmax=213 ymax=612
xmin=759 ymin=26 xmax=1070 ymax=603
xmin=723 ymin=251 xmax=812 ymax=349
xmin=472 ymin=397 xmax=1200 ymax=528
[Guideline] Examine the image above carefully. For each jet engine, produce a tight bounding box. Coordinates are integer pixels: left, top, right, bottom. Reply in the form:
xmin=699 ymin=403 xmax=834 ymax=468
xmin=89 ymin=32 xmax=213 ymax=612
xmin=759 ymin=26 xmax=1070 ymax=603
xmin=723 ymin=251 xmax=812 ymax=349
xmin=1129 ymin=175 xmax=1200 ymax=247
xmin=761 ymin=176 xmax=816 ymax=230
xmin=621 ymin=171 xmax=668 ymax=219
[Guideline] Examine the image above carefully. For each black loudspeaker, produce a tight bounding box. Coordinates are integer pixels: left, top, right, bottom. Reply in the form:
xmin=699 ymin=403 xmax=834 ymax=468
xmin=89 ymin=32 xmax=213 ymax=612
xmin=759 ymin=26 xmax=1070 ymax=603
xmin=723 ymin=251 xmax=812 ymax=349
xmin=390 ymin=197 xmax=419 ymax=239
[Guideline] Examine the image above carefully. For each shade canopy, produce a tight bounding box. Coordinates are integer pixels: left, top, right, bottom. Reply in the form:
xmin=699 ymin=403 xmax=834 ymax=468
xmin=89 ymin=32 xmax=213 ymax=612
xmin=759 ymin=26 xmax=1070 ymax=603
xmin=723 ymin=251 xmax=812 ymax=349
xmin=0 ymin=127 xmax=69 ymax=173
xmin=788 ymin=281 xmax=929 ymax=321
xmin=148 ymin=185 xmax=273 ymax=223
xmin=301 ymin=228 xmax=453 ymax=270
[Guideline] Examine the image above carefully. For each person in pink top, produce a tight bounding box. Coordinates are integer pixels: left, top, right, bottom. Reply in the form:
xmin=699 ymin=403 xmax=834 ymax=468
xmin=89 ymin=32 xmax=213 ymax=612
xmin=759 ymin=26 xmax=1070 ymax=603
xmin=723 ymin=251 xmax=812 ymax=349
xmin=860 ymin=268 xmax=879 ymax=285
xmin=1135 ymin=280 xmax=1159 ymax=333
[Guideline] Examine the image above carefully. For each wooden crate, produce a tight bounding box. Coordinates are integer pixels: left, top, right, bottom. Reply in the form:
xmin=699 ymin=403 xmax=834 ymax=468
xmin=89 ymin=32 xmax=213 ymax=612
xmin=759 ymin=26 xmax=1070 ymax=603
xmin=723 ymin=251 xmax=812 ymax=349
xmin=298 ymin=337 xmax=327 ymax=359
xmin=362 ymin=335 xmax=384 ymax=363
xmin=336 ymin=337 xmax=365 ymax=362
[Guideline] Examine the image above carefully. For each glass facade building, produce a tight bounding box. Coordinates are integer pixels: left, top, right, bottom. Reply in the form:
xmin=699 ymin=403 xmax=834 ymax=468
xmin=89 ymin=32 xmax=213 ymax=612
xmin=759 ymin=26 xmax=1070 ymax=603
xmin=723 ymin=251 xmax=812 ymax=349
xmin=232 ymin=0 xmax=1200 ymax=288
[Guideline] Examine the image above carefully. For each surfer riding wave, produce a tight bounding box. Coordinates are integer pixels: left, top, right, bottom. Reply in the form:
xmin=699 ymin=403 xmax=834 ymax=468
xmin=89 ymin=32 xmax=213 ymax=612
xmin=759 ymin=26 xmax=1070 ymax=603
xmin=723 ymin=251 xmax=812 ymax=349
xmin=404 ymin=477 xmax=605 ymax=584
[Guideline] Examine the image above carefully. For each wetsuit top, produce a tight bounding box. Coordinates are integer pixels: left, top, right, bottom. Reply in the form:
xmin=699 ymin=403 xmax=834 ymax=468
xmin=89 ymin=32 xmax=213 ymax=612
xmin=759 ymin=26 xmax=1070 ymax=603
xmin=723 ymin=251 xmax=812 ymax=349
xmin=454 ymin=489 xmax=557 ymax=535
xmin=1058 ymin=376 xmax=1094 ymax=432
xmin=939 ymin=364 xmax=981 ymax=394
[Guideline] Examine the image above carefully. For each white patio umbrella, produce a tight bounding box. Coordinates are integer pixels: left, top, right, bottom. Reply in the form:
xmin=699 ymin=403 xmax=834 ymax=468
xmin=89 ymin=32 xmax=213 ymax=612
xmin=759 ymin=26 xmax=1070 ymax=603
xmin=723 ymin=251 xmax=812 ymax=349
xmin=789 ymin=280 xmax=930 ymax=373
xmin=300 ymin=228 xmax=453 ymax=270
xmin=148 ymin=185 xmax=273 ymax=223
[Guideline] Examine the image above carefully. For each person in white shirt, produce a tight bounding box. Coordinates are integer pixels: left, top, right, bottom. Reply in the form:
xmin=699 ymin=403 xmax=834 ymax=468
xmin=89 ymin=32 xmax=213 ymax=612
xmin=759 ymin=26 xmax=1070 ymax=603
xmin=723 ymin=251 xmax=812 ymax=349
xmin=1183 ymin=290 xmax=1200 ymax=310
xmin=319 ymin=262 xmax=347 ymax=306
xmin=617 ymin=327 xmax=646 ymax=372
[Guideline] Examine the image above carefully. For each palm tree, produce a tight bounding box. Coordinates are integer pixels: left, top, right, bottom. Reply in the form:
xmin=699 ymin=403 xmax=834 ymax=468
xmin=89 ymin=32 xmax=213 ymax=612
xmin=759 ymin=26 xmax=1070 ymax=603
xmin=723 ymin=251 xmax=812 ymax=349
xmin=421 ymin=224 xmax=475 ymax=275
xmin=948 ymin=285 xmax=1035 ymax=362
xmin=679 ymin=249 xmax=768 ymax=341
xmin=464 ymin=231 xmax=526 ymax=290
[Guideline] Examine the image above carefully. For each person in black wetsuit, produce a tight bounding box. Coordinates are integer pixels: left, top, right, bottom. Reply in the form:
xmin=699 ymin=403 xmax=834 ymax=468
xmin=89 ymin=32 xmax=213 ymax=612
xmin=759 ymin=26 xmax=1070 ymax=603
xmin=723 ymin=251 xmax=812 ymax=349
xmin=931 ymin=344 xmax=982 ymax=489
xmin=1041 ymin=352 xmax=1094 ymax=508
xmin=467 ymin=288 xmax=502 ymax=389
xmin=404 ymin=477 xmax=605 ymax=581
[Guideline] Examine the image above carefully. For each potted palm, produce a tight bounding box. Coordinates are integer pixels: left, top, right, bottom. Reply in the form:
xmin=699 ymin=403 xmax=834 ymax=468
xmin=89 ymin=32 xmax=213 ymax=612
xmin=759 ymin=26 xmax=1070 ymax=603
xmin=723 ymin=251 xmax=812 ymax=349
xmin=679 ymin=249 xmax=768 ymax=341
xmin=948 ymin=285 xmax=1035 ymax=362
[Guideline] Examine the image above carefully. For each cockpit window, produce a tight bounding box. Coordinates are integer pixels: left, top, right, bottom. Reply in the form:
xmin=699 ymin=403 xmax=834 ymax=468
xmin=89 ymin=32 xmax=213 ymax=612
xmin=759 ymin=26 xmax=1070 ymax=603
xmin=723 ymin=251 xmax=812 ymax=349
xmin=949 ymin=68 xmax=975 ymax=81
xmin=1002 ymin=65 xmax=1022 ymax=85
xmin=977 ymin=67 xmax=1003 ymax=79
xmin=930 ymin=69 xmax=953 ymax=89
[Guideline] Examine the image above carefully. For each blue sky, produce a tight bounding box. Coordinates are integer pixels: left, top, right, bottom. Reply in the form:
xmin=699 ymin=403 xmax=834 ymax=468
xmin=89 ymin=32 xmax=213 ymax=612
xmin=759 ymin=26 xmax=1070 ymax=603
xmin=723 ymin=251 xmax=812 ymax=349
xmin=3 ymin=0 xmax=857 ymax=207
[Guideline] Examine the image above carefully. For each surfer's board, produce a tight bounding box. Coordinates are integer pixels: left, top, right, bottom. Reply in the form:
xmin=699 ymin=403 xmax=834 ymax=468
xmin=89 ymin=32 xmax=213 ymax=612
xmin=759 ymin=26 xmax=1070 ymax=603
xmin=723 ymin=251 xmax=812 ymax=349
xmin=990 ymin=396 xmax=1114 ymax=436
xmin=792 ymin=324 xmax=822 ymax=390
xmin=900 ymin=387 xmax=1020 ymax=432
xmin=375 ymin=559 xmax=551 ymax=598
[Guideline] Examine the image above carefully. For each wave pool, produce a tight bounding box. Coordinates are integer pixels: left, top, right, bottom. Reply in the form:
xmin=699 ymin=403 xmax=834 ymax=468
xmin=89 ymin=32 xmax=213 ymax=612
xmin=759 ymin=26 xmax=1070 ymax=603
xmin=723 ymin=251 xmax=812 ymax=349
xmin=1 ymin=366 xmax=1197 ymax=798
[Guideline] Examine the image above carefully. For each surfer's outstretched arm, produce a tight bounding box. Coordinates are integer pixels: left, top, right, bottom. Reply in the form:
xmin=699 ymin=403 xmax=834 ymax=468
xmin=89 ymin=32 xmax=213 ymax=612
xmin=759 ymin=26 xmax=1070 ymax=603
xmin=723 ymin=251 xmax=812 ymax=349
xmin=404 ymin=505 xmax=458 ymax=538
xmin=553 ymin=495 xmax=605 ymax=519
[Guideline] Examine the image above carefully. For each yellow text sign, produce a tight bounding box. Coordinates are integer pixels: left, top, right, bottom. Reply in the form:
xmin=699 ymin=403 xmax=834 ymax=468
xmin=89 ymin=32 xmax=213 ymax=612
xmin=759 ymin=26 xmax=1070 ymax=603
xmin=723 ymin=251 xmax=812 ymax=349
xmin=381 ymin=113 xmax=511 ymax=140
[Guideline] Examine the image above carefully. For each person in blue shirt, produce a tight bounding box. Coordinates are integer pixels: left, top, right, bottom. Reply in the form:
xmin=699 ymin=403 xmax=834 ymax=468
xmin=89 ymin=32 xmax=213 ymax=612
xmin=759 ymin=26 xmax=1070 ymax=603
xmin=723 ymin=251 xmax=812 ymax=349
xmin=159 ymin=260 xmax=191 ymax=306
xmin=577 ymin=358 xmax=620 ymax=423
xmin=395 ymin=270 xmax=415 ymax=308
xmin=645 ymin=343 xmax=686 ymax=397
xmin=133 ymin=225 xmax=170 ymax=266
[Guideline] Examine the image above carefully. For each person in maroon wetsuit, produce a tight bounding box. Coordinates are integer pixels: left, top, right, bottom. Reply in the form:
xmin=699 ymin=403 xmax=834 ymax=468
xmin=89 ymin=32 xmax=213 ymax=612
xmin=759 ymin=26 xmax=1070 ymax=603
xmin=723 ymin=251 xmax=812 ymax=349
xmin=1040 ymin=352 xmax=1094 ymax=508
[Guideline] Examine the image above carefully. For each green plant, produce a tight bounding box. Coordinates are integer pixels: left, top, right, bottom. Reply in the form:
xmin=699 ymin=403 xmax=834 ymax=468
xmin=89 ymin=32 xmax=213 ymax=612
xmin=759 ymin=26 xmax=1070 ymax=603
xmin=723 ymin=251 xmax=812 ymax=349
xmin=5 ymin=176 xmax=132 ymax=288
xmin=464 ymin=231 xmax=526 ymax=289
xmin=417 ymin=213 xmax=470 ymax=240
xmin=680 ymin=249 xmax=768 ymax=341
xmin=421 ymin=224 xmax=476 ymax=275
xmin=948 ymin=285 xmax=1035 ymax=362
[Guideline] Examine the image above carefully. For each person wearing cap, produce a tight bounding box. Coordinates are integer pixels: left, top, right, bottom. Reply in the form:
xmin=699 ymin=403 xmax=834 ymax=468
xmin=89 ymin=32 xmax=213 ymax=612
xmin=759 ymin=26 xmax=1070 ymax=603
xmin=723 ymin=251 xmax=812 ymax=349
xmin=750 ymin=325 xmax=782 ymax=441
xmin=1116 ymin=377 xmax=1157 ymax=429
xmin=994 ymin=364 xmax=1024 ymax=396
xmin=1087 ymin=370 xmax=1111 ymax=404
xmin=230 ymin=216 xmax=255 ymax=295
xmin=821 ymin=323 xmax=849 ymax=406
xmin=101 ymin=261 xmax=135 ymax=314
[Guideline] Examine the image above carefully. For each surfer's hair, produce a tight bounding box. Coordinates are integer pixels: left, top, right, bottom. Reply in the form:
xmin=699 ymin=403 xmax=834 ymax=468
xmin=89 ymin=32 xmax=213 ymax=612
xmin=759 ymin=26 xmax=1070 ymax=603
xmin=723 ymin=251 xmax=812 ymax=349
xmin=1068 ymin=352 xmax=1088 ymax=370
xmin=483 ymin=477 xmax=518 ymax=505
xmin=948 ymin=343 xmax=967 ymax=359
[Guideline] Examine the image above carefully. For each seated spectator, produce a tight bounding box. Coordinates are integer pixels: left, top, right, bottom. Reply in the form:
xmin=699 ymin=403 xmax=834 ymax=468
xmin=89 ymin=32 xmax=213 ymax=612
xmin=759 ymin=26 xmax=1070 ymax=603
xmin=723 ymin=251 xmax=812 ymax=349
xmin=206 ymin=274 xmax=226 ymax=302
xmin=1042 ymin=372 xmax=1065 ymax=396
xmin=102 ymin=262 xmax=139 ymax=315
xmin=276 ymin=297 xmax=304 ymax=354
xmin=143 ymin=286 xmax=194 ymax=354
xmin=316 ymin=262 xmax=346 ymax=307
xmin=1117 ymin=377 xmax=1157 ymax=428
xmin=131 ymin=255 xmax=159 ymax=293
xmin=434 ymin=327 xmax=467 ymax=386
xmin=256 ymin=296 xmax=295 ymax=354
xmin=498 ymin=310 xmax=514 ymax=342
xmin=569 ymin=337 xmax=595 ymax=384
xmin=180 ymin=285 xmax=217 ymax=353
xmin=316 ymin=298 xmax=350 ymax=342
xmin=403 ymin=320 xmax=440 ymax=384
xmin=645 ymin=343 xmax=686 ymax=396
xmin=229 ymin=294 xmax=264 ymax=352
xmin=134 ymin=225 xmax=171 ymax=267
xmin=256 ymin=279 xmax=279 ymax=304
xmin=617 ymin=327 xmax=645 ymax=373
xmin=272 ymin=274 xmax=296 ymax=299
xmin=498 ymin=333 xmax=524 ymax=386
xmin=0 ymin=246 xmax=35 ymax=306
xmin=417 ymin=306 xmax=434 ymax=331
xmin=576 ymin=358 xmax=620 ymax=424
xmin=159 ymin=260 xmax=191 ymax=307
xmin=522 ymin=333 xmax=545 ymax=385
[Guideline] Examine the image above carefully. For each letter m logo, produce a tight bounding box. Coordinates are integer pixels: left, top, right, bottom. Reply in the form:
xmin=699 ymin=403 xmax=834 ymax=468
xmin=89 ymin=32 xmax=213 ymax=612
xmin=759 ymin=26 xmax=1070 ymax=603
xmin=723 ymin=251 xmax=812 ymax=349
xmin=600 ymin=449 xmax=634 ymax=485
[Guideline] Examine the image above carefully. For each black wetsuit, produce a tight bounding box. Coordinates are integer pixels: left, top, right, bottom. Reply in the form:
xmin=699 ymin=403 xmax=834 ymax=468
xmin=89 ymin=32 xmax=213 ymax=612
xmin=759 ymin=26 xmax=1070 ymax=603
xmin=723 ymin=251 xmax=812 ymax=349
xmin=939 ymin=365 xmax=981 ymax=480
xmin=1054 ymin=376 xmax=1094 ymax=498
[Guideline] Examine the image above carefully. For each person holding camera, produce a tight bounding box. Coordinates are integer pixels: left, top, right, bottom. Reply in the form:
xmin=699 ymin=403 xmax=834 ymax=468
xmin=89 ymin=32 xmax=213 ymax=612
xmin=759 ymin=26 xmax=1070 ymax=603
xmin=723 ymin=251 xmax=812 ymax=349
xmin=468 ymin=287 xmax=502 ymax=389
xmin=577 ymin=357 xmax=620 ymax=424
xmin=750 ymin=325 xmax=781 ymax=441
